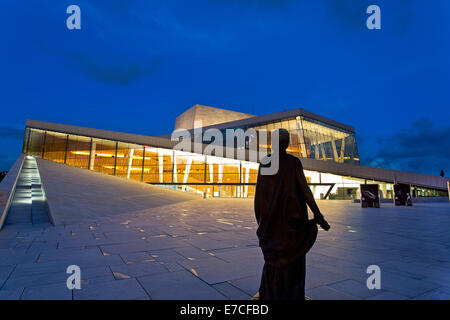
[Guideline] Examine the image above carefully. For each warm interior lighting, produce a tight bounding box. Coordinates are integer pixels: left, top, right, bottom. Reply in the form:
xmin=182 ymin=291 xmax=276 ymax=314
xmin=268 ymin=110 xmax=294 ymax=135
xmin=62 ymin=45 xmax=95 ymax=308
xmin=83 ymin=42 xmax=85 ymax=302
xmin=71 ymin=151 xmax=153 ymax=160
xmin=103 ymin=166 xmax=154 ymax=172
xmin=71 ymin=151 xmax=90 ymax=156
xmin=72 ymin=151 xmax=122 ymax=158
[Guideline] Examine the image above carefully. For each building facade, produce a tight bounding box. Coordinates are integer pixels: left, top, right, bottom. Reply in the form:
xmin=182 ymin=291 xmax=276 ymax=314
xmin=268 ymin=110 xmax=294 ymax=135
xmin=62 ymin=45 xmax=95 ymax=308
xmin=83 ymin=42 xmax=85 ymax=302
xmin=22 ymin=106 xmax=449 ymax=200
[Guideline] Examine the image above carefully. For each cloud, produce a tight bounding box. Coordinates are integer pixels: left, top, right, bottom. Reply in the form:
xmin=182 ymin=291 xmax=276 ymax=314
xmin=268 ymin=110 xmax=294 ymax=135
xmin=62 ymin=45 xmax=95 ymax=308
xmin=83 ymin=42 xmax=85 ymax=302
xmin=36 ymin=39 xmax=164 ymax=86
xmin=65 ymin=52 xmax=163 ymax=86
xmin=30 ymin=0 xmax=165 ymax=86
xmin=363 ymin=118 xmax=450 ymax=176
xmin=0 ymin=126 xmax=24 ymax=140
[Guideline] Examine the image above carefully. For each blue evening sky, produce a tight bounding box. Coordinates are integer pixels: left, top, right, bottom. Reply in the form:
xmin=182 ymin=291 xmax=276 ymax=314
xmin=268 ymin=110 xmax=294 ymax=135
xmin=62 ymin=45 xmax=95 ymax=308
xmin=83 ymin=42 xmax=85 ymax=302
xmin=1 ymin=0 xmax=449 ymax=175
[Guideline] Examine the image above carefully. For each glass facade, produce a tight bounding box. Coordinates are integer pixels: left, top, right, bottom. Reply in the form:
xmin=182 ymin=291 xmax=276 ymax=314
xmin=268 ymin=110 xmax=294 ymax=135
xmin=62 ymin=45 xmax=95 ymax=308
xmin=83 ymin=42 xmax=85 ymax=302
xmin=214 ymin=115 xmax=360 ymax=164
xmin=252 ymin=116 xmax=359 ymax=164
xmin=22 ymin=127 xmax=260 ymax=198
xmin=22 ymin=127 xmax=447 ymax=199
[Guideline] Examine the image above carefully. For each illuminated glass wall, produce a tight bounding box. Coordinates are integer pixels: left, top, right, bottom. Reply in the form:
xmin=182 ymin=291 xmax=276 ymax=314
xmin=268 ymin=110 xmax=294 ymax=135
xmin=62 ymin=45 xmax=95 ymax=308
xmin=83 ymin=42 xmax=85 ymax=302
xmin=22 ymin=127 xmax=259 ymax=198
xmin=301 ymin=117 xmax=359 ymax=163
xmin=244 ymin=116 xmax=359 ymax=164
xmin=22 ymin=127 xmax=446 ymax=199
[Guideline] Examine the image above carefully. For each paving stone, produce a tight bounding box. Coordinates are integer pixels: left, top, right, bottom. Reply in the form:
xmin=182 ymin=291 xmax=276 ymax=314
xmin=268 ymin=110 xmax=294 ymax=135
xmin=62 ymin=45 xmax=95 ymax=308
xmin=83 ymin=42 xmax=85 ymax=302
xmin=2 ymin=271 xmax=68 ymax=289
xmin=378 ymin=260 xmax=430 ymax=279
xmin=306 ymin=266 xmax=349 ymax=289
xmin=211 ymin=246 xmax=263 ymax=263
xmin=161 ymin=261 xmax=185 ymax=272
xmin=327 ymin=279 xmax=383 ymax=299
xmin=100 ymin=238 xmax=187 ymax=255
xmin=73 ymin=278 xmax=148 ymax=300
xmin=212 ymin=282 xmax=252 ymax=300
xmin=378 ymin=271 xmax=440 ymax=297
xmin=4 ymin=265 xmax=112 ymax=290
xmin=411 ymin=286 xmax=450 ymax=300
xmin=21 ymin=282 xmax=72 ymax=300
xmin=12 ymin=257 xmax=123 ymax=277
xmin=185 ymin=258 xmax=263 ymax=284
xmin=174 ymin=246 xmax=216 ymax=260
xmin=0 ymin=250 xmax=39 ymax=266
xmin=148 ymin=248 xmax=186 ymax=263
xmin=0 ymin=288 xmax=23 ymax=300
xmin=307 ymin=285 xmax=358 ymax=300
xmin=120 ymin=252 xmax=155 ymax=264
xmin=228 ymin=276 xmax=260 ymax=297
xmin=80 ymin=275 xmax=116 ymax=286
xmin=367 ymin=291 xmax=409 ymax=300
xmin=36 ymin=247 xmax=103 ymax=263
xmin=138 ymin=270 xmax=227 ymax=300
xmin=110 ymin=261 xmax=168 ymax=279
xmin=0 ymin=265 xmax=14 ymax=284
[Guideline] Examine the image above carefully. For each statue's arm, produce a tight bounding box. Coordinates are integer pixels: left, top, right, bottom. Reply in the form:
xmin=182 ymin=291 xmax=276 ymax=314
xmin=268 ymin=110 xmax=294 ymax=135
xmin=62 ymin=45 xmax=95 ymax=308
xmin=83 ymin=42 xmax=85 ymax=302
xmin=295 ymin=158 xmax=330 ymax=230
xmin=296 ymin=160 xmax=321 ymax=217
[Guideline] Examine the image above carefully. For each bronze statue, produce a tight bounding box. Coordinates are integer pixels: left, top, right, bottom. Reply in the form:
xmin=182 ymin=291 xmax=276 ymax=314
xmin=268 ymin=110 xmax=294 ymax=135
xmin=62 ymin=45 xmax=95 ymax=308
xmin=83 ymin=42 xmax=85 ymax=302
xmin=255 ymin=128 xmax=330 ymax=300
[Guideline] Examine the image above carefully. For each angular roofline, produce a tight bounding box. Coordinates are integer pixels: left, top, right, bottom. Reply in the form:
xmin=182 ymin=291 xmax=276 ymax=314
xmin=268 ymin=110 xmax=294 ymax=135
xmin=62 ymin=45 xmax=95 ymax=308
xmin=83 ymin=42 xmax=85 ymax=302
xmin=188 ymin=108 xmax=355 ymax=133
xmin=25 ymin=119 xmax=177 ymax=150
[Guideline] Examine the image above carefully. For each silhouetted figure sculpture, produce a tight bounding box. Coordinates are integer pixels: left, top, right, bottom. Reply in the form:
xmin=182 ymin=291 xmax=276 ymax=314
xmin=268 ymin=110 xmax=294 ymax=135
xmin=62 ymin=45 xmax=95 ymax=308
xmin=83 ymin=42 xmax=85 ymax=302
xmin=255 ymin=129 xmax=330 ymax=300
xmin=441 ymin=169 xmax=445 ymax=177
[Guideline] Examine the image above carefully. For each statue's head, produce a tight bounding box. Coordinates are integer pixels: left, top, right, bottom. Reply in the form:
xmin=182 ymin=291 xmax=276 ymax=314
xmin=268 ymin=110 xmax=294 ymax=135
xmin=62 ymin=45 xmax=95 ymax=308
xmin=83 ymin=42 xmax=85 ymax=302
xmin=277 ymin=128 xmax=290 ymax=152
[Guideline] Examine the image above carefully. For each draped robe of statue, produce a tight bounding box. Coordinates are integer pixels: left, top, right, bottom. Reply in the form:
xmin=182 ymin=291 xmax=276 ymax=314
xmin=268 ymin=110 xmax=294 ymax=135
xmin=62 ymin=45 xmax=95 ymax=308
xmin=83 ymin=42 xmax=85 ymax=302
xmin=255 ymin=151 xmax=318 ymax=300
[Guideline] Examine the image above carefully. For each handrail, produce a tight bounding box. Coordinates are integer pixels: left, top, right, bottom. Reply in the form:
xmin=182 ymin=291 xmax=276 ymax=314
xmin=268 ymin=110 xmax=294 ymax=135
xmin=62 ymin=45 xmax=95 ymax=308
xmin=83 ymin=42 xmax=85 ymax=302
xmin=0 ymin=154 xmax=26 ymax=230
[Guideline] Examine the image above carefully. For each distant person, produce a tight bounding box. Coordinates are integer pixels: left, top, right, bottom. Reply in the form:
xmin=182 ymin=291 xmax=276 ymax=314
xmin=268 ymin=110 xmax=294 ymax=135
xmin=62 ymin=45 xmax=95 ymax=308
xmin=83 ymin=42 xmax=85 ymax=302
xmin=254 ymin=129 xmax=330 ymax=300
xmin=441 ymin=169 xmax=445 ymax=177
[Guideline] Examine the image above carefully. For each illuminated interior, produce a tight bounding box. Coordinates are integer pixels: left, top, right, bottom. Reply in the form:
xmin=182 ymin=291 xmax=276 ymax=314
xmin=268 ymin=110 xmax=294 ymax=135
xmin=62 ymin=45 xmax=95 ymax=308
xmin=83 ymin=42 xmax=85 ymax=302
xmin=23 ymin=127 xmax=446 ymax=199
xmin=225 ymin=115 xmax=359 ymax=164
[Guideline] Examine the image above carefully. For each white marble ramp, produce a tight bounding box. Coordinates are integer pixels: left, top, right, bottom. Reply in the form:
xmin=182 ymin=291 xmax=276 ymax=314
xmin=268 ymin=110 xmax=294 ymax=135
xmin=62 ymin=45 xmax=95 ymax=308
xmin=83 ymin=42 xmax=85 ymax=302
xmin=35 ymin=158 xmax=198 ymax=225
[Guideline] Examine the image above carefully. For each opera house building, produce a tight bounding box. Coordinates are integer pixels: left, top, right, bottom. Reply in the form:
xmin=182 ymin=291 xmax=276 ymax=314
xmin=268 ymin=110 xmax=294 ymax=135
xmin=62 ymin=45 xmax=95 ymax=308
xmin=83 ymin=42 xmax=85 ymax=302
xmin=19 ymin=105 xmax=450 ymax=201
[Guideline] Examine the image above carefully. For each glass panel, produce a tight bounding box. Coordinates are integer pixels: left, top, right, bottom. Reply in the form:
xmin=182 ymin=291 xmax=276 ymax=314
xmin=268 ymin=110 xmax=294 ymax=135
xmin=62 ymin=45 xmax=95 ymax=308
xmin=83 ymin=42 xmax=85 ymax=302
xmin=22 ymin=128 xmax=30 ymax=154
xmin=43 ymin=131 xmax=67 ymax=164
xmin=143 ymin=148 xmax=173 ymax=183
xmin=114 ymin=142 xmax=144 ymax=181
xmin=300 ymin=117 xmax=359 ymax=164
xmin=142 ymin=148 xmax=160 ymax=183
xmin=27 ymin=128 xmax=45 ymax=157
xmin=287 ymin=119 xmax=300 ymax=157
xmin=91 ymin=138 xmax=116 ymax=175
xmin=66 ymin=134 xmax=91 ymax=169
xmin=129 ymin=146 xmax=145 ymax=182
xmin=188 ymin=157 xmax=206 ymax=184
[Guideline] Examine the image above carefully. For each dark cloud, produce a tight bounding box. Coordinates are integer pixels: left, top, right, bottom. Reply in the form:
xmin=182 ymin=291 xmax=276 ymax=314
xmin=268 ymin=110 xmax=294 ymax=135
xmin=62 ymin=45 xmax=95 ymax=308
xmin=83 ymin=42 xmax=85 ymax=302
xmin=65 ymin=52 xmax=163 ymax=86
xmin=37 ymin=41 xmax=163 ymax=86
xmin=0 ymin=126 xmax=24 ymax=140
xmin=363 ymin=118 xmax=450 ymax=175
